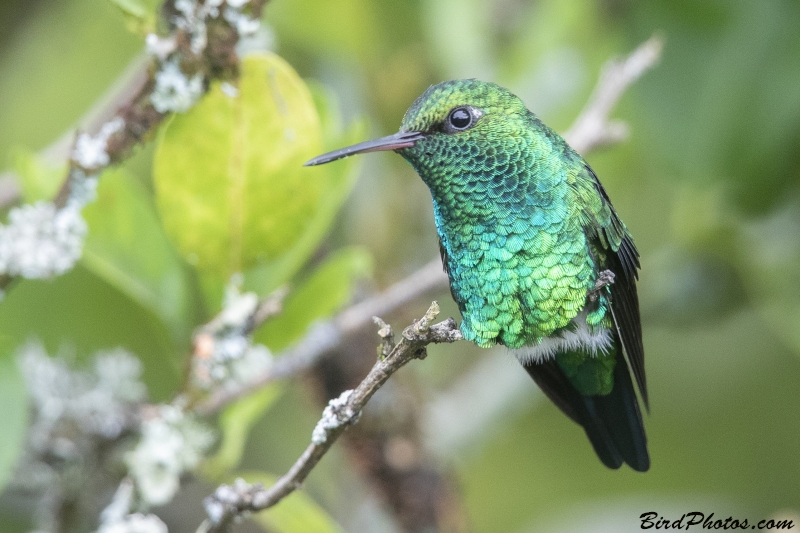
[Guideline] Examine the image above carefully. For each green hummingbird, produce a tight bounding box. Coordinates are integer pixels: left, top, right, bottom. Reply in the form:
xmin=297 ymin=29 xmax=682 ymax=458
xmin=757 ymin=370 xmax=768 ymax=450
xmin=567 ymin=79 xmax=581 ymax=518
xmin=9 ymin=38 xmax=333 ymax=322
xmin=305 ymin=80 xmax=649 ymax=471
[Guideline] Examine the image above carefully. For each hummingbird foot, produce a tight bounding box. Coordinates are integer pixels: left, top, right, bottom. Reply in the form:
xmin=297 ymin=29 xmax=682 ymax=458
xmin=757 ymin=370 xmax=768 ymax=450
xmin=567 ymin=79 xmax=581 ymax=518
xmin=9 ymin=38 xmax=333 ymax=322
xmin=588 ymin=269 xmax=616 ymax=302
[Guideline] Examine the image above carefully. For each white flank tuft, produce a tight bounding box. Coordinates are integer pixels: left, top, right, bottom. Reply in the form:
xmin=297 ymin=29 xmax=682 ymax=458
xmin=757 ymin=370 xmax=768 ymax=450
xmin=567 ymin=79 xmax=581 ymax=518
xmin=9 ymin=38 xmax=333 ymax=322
xmin=513 ymin=312 xmax=613 ymax=364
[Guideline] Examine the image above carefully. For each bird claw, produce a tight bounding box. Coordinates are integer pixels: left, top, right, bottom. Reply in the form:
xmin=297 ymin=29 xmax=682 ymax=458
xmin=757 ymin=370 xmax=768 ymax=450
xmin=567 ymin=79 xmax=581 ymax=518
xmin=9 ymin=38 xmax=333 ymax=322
xmin=588 ymin=270 xmax=615 ymax=301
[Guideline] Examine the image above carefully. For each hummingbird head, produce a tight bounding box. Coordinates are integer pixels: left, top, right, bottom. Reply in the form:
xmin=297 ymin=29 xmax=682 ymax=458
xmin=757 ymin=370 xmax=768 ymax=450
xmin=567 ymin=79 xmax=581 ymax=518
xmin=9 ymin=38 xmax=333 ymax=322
xmin=399 ymin=79 xmax=527 ymax=138
xmin=304 ymin=79 xmax=532 ymax=175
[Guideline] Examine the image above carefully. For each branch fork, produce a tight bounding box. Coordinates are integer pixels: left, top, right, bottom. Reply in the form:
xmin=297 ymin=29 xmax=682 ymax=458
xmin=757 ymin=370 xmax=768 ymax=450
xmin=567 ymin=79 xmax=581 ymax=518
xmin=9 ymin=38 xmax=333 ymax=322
xmin=198 ymin=302 xmax=462 ymax=532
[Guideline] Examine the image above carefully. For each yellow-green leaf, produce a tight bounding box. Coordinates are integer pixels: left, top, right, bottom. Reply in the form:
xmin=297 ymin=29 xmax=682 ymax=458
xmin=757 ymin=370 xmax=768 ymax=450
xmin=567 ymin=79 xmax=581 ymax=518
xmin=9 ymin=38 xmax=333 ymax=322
xmin=153 ymin=53 xmax=330 ymax=286
xmin=107 ymin=0 xmax=156 ymax=35
xmin=243 ymin=119 xmax=365 ymax=296
xmin=241 ymin=82 xmax=365 ymax=295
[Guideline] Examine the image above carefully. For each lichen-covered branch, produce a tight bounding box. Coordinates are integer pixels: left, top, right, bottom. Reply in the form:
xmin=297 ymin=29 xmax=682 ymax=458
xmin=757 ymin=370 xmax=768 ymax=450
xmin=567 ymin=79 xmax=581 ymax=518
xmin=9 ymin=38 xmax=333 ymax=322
xmin=195 ymin=259 xmax=448 ymax=414
xmin=197 ymin=302 xmax=463 ymax=532
xmin=0 ymin=0 xmax=270 ymax=292
xmin=187 ymin=282 xmax=288 ymax=394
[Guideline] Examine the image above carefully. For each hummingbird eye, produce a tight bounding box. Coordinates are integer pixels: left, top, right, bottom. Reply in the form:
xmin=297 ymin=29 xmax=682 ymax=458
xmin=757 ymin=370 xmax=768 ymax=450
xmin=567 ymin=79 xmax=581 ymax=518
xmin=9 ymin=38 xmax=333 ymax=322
xmin=446 ymin=107 xmax=474 ymax=132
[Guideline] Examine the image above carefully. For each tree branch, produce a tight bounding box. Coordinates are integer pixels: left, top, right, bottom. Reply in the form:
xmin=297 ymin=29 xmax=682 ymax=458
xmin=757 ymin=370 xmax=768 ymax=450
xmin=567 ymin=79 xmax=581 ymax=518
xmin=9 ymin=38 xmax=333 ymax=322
xmin=198 ymin=302 xmax=463 ymax=532
xmin=195 ymin=259 xmax=448 ymax=415
xmin=185 ymin=284 xmax=289 ymax=397
xmin=0 ymin=0 xmax=271 ymax=291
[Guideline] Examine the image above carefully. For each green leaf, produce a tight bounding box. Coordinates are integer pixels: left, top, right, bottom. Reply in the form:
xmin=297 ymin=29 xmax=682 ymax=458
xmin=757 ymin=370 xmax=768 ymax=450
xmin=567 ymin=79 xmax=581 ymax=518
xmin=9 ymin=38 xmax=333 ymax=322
xmin=256 ymin=247 xmax=373 ymax=352
xmin=238 ymin=471 xmax=347 ymax=533
xmin=203 ymin=384 xmax=285 ymax=479
xmin=82 ymin=169 xmax=199 ymax=341
xmin=243 ymin=88 xmax=365 ymax=294
xmin=108 ymin=0 xmax=146 ymax=18
xmin=153 ymin=53 xmax=332 ymax=291
xmin=107 ymin=0 xmax=156 ymax=35
xmin=8 ymin=146 xmax=65 ymax=203
xmin=0 ymin=345 xmax=29 ymax=493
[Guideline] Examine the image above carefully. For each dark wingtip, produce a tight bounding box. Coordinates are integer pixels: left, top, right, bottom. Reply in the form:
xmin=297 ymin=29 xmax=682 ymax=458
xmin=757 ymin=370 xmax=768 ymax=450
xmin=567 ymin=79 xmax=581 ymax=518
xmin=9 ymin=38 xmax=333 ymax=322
xmin=521 ymin=343 xmax=649 ymax=472
xmin=581 ymin=390 xmax=650 ymax=472
xmin=590 ymin=345 xmax=651 ymax=472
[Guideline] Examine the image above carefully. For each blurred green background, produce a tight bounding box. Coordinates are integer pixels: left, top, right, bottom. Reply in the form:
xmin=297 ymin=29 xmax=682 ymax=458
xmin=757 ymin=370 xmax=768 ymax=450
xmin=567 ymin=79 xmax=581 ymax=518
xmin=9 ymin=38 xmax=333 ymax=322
xmin=0 ymin=0 xmax=799 ymax=532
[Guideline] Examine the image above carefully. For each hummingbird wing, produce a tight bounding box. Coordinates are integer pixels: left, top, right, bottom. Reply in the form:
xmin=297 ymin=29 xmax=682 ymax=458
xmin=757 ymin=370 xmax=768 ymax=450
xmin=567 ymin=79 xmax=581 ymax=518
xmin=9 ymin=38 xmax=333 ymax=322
xmin=605 ymin=234 xmax=648 ymax=408
xmin=584 ymin=164 xmax=648 ymax=408
xmin=522 ymin=334 xmax=650 ymax=471
xmin=517 ymin=160 xmax=650 ymax=471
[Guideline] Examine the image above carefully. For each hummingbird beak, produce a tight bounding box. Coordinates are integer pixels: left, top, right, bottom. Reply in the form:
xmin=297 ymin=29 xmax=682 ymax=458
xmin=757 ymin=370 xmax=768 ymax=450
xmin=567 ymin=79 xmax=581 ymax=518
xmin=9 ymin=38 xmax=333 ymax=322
xmin=304 ymin=131 xmax=424 ymax=166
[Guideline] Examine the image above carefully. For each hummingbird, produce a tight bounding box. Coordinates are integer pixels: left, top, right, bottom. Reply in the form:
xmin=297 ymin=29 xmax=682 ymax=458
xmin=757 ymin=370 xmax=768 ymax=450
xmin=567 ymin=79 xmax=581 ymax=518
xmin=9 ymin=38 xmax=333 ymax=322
xmin=305 ymin=80 xmax=649 ymax=471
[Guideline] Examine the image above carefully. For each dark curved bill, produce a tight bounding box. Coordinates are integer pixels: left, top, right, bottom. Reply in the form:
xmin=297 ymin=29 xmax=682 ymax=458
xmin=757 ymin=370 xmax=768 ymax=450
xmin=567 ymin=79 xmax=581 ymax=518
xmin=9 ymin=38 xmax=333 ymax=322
xmin=304 ymin=131 xmax=424 ymax=166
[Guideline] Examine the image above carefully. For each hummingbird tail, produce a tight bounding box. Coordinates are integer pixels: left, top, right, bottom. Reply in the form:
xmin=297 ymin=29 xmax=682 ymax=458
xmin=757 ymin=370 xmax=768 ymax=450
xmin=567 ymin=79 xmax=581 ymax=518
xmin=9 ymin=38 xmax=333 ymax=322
xmin=521 ymin=344 xmax=650 ymax=472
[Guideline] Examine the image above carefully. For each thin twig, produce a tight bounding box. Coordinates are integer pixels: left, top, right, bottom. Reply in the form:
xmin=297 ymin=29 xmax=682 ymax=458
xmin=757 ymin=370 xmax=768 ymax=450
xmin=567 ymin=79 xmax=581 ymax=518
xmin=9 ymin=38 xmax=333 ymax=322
xmin=195 ymin=260 xmax=448 ymax=414
xmin=564 ymin=33 xmax=664 ymax=153
xmin=249 ymin=286 xmax=291 ymax=330
xmin=186 ymin=285 xmax=289 ymax=397
xmin=198 ymin=302 xmax=463 ymax=533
